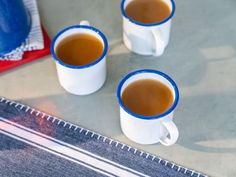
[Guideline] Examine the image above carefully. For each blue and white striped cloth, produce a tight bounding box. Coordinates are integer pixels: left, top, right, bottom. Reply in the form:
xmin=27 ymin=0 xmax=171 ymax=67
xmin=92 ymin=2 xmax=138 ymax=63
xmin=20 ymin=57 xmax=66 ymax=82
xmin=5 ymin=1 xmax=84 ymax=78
xmin=0 ymin=97 xmax=208 ymax=177
xmin=0 ymin=0 xmax=44 ymax=61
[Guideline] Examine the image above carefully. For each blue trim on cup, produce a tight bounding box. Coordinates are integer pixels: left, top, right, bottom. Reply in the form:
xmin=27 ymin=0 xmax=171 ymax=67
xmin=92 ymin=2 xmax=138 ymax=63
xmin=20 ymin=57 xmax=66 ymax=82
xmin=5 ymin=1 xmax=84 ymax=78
xmin=51 ymin=25 xmax=108 ymax=69
xmin=117 ymin=69 xmax=179 ymax=120
xmin=120 ymin=0 xmax=175 ymax=27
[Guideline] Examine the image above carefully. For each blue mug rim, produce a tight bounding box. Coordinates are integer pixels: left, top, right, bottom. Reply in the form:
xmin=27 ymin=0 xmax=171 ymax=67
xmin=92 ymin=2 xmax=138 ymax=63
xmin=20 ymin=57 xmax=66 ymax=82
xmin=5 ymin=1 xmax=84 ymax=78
xmin=51 ymin=25 xmax=108 ymax=69
xmin=117 ymin=69 xmax=179 ymax=120
xmin=120 ymin=0 xmax=176 ymax=27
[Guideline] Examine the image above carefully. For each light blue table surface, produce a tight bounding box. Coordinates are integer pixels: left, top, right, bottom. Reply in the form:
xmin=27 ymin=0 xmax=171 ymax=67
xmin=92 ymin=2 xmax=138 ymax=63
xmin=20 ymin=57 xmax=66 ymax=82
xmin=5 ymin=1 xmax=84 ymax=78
xmin=1 ymin=1 xmax=236 ymax=176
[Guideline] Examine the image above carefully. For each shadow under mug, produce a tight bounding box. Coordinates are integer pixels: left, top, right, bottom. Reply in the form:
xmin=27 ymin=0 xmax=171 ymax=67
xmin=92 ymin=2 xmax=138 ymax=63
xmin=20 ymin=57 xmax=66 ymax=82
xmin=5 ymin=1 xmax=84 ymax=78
xmin=0 ymin=0 xmax=31 ymax=55
xmin=51 ymin=21 xmax=108 ymax=95
xmin=117 ymin=69 xmax=179 ymax=145
xmin=121 ymin=0 xmax=175 ymax=56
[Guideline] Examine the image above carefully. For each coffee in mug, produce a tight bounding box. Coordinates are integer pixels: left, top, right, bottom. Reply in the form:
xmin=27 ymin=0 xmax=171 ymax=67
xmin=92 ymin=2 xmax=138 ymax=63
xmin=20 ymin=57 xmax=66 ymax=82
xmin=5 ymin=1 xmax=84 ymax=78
xmin=125 ymin=0 xmax=171 ymax=24
xmin=121 ymin=79 xmax=173 ymax=116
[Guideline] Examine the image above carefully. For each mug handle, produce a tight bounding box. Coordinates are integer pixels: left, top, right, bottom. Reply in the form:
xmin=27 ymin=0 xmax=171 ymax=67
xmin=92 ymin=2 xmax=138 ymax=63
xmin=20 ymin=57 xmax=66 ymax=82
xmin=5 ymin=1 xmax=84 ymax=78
xmin=151 ymin=29 xmax=165 ymax=56
xmin=80 ymin=20 xmax=90 ymax=26
xmin=159 ymin=121 xmax=179 ymax=146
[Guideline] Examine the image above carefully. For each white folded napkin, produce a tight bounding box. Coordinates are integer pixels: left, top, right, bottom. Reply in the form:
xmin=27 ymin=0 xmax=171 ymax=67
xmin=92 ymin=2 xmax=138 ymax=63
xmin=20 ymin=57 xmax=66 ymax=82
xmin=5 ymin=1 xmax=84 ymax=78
xmin=0 ymin=0 xmax=44 ymax=61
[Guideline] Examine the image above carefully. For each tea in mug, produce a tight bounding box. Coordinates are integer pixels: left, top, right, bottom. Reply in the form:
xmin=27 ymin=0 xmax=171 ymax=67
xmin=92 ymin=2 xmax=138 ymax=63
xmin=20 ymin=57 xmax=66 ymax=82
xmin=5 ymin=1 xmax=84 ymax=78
xmin=56 ymin=33 xmax=103 ymax=66
xmin=121 ymin=79 xmax=173 ymax=116
xmin=125 ymin=0 xmax=171 ymax=24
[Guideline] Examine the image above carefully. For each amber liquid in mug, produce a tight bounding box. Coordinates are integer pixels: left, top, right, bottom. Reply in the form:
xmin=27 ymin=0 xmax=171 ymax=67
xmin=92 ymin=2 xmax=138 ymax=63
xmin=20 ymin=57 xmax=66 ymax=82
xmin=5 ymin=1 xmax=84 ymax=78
xmin=125 ymin=0 xmax=171 ymax=24
xmin=56 ymin=33 xmax=104 ymax=66
xmin=121 ymin=79 xmax=173 ymax=116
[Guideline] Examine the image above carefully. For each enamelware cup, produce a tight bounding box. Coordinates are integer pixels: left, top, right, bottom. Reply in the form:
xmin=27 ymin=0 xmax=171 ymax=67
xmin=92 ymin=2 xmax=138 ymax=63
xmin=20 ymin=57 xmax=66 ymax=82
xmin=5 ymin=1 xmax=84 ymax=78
xmin=117 ymin=69 xmax=179 ymax=145
xmin=121 ymin=0 xmax=175 ymax=56
xmin=51 ymin=21 xmax=108 ymax=95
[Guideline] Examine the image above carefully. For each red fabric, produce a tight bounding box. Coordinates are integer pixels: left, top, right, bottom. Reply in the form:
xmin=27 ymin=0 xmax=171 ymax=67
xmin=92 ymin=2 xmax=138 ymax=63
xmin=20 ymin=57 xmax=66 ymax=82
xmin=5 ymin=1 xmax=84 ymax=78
xmin=0 ymin=26 xmax=51 ymax=73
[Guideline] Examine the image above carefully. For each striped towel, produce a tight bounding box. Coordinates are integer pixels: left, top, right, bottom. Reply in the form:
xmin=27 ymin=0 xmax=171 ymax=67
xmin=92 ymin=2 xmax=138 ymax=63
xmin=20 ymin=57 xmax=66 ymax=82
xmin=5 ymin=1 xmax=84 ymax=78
xmin=0 ymin=0 xmax=44 ymax=61
xmin=0 ymin=97 xmax=208 ymax=177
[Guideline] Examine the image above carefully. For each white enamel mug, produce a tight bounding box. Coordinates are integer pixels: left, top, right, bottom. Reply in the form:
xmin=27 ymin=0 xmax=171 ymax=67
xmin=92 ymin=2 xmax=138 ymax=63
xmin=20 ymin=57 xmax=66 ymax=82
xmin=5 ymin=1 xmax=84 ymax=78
xmin=51 ymin=21 xmax=108 ymax=95
xmin=121 ymin=0 xmax=175 ymax=56
xmin=117 ymin=70 xmax=179 ymax=145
